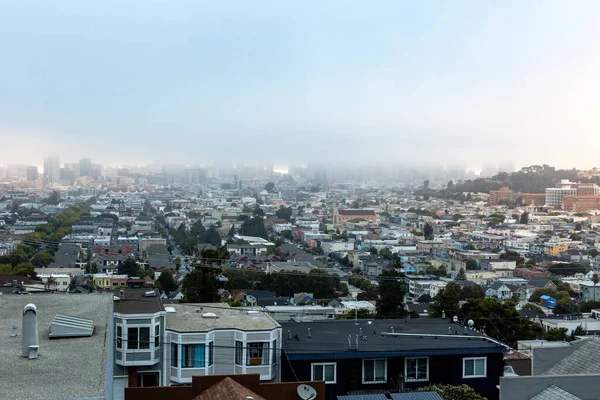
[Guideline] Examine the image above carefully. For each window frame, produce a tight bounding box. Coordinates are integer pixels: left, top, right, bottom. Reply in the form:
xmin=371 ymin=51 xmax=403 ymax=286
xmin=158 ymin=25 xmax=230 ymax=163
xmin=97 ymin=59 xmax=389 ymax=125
xmin=116 ymin=325 xmax=122 ymax=349
xmin=208 ymin=342 xmax=214 ymax=366
xmin=181 ymin=344 xmax=206 ymax=368
xmin=311 ymin=362 xmax=337 ymax=384
xmin=154 ymin=324 xmax=160 ymax=348
xmin=127 ymin=326 xmax=150 ymax=350
xmin=271 ymin=339 xmax=277 ymax=365
xmin=362 ymin=358 xmax=387 ymax=384
xmin=171 ymin=343 xmax=178 ymax=367
xmin=235 ymin=341 xmax=244 ymax=365
xmin=405 ymin=357 xmax=429 ymax=382
xmin=463 ymin=357 xmax=487 ymax=379
xmin=246 ymin=341 xmax=268 ymax=366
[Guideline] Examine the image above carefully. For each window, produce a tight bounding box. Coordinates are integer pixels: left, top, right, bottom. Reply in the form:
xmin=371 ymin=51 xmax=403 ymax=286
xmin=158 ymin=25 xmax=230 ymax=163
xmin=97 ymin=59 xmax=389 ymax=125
xmin=405 ymin=357 xmax=429 ymax=382
xmin=154 ymin=325 xmax=160 ymax=348
xmin=208 ymin=342 xmax=214 ymax=366
xmin=116 ymin=326 xmax=122 ymax=349
xmin=127 ymin=327 xmax=150 ymax=350
xmin=312 ymin=363 xmax=336 ymax=384
xmin=182 ymin=344 xmax=205 ymax=368
xmin=463 ymin=357 xmax=486 ymax=378
xmin=246 ymin=342 xmax=269 ymax=366
xmin=271 ymin=339 xmax=277 ymax=365
xmin=171 ymin=343 xmax=178 ymax=367
xmin=363 ymin=359 xmax=387 ymax=384
xmin=235 ymin=341 xmax=243 ymax=365
xmin=138 ymin=372 xmax=159 ymax=387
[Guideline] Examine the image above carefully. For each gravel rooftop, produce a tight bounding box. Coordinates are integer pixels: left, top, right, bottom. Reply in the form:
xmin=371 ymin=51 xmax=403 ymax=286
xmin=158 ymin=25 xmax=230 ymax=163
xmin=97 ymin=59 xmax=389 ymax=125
xmin=0 ymin=293 xmax=112 ymax=400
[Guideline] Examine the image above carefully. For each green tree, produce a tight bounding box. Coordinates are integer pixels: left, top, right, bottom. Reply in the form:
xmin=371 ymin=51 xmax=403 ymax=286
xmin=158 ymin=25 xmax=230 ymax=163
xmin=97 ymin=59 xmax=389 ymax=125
xmin=376 ymin=270 xmax=406 ymax=317
xmin=174 ymin=257 xmax=182 ymax=272
xmin=418 ymin=384 xmax=486 ymax=400
xmin=456 ymin=268 xmax=466 ymax=281
xmin=156 ymin=268 xmax=178 ymax=295
xmin=580 ymin=300 xmax=600 ymax=312
xmin=275 ymin=206 xmax=293 ymax=221
xmin=369 ymin=247 xmax=378 ymax=255
xmin=264 ymin=182 xmax=275 ymax=193
xmin=519 ymin=211 xmax=529 ymax=224
xmin=465 ymin=258 xmax=478 ymax=270
xmin=460 ymin=284 xmax=486 ymax=300
xmin=203 ymin=226 xmax=222 ymax=246
xmin=118 ymin=257 xmax=139 ymax=278
xmin=593 ymin=274 xmax=600 ymax=301
xmin=553 ymin=300 xmax=579 ymax=315
xmin=529 ymin=288 xmax=556 ymax=302
xmin=543 ymin=327 xmax=569 ymax=341
xmin=423 ymin=223 xmax=434 ymax=240
xmin=430 ymin=282 xmax=461 ymax=317
xmin=182 ymin=267 xmax=221 ymax=302
xmin=31 ymin=252 xmax=53 ymax=268
xmin=240 ymin=216 xmax=268 ymax=239
xmin=227 ymin=225 xmax=236 ymax=237
xmin=548 ymin=262 xmax=589 ymax=276
xmin=589 ymin=248 xmax=598 ymax=258
xmin=91 ymin=262 xmax=99 ymax=274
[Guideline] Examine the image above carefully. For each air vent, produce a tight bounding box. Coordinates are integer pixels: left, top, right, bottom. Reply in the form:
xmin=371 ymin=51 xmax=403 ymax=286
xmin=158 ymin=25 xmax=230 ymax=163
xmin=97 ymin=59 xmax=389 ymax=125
xmin=144 ymin=290 xmax=156 ymax=297
xmin=49 ymin=314 xmax=94 ymax=338
xmin=201 ymin=312 xmax=217 ymax=318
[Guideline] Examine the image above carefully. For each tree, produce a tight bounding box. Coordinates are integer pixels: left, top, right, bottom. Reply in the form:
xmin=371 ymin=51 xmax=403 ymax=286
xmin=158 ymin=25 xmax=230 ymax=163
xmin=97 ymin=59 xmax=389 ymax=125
xmin=118 ymin=257 xmax=139 ymax=278
xmin=174 ymin=257 xmax=182 ymax=272
xmin=376 ymin=270 xmax=406 ymax=317
xmin=417 ymin=294 xmax=432 ymax=303
xmin=369 ymin=247 xmax=378 ymax=255
xmin=553 ymin=300 xmax=579 ymax=315
xmin=543 ymin=327 xmax=569 ymax=341
xmin=253 ymin=205 xmax=265 ymax=217
xmin=593 ymin=274 xmax=600 ymax=301
xmin=204 ymin=226 xmax=222 ymax=246
xmin=264 ymin=182 xmax=275 ymax=193
xmin=423 ymin=223 xmax=434 ymax=240
xmin=548 ymin=262 xmax=589 ymax=276
xmin=240 ymin=216 xmax=268 ymax=239
xmin=580 ymin=300 xmax=600 ymax=312
xmin=589 ymin=248 xmax=598 ymax=258
xmin=465 ymin=258 xmax=478 ymax=270
xmin=91 ymin=262 xmax=99 ymax=274
xmin=156 ymin=268 xmax=178 ymax=295
xmin=430 ymin=282 xmax=461 ymax=317
xmin=418 ymin=384 xmax=486 ymax=400
xmin=460 ymin=284 xmax=486 ymax=300
xmin=275 ymin=206 xmax=293 ymax=221
xmin=456 ymin=268 xmax=466 ymax=281
xmin=519 ymin=211 xmax=529 ymax=224
xmin=459 ymin=297 xmax=543 ymax=347
xmin=528 ymin=288 xmax=556 ymax=302
xmin=227 ymin=225 xmax=236 ymax=237
xmin=182 ymin=267 xmax=221 ymax=302
xmin=31 ymin=252 xmax=53 ymax=268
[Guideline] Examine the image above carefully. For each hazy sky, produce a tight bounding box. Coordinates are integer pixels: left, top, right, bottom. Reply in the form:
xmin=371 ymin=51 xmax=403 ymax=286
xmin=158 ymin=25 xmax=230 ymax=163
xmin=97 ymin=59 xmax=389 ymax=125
xmin=1 ymin=1 xmax=599 ymax=169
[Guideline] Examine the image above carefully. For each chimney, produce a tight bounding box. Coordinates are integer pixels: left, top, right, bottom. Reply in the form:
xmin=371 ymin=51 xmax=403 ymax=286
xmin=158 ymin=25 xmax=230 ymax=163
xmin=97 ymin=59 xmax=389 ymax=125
xmin=22 ymin=304 xmax=39 ymax=359
xmin=288 ymin=330 xmax=292 ymax=340
xmin=307 ymin=328 xmax=311 ymax=338
xmin=391 ymin=326 xmax=395 ymax=334
xmin=355 ymin=334 xmax=359 ymax=351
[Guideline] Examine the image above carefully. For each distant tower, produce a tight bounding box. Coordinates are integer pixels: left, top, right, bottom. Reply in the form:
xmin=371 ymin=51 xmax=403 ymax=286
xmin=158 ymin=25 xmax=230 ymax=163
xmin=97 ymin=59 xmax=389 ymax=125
xmin=26 ymin=166 xmax=39 ymax=182
xmin=79 ymin=158 xmax=92 ymax=177
xmin=44 ymin=155 xmax=60 ymax=184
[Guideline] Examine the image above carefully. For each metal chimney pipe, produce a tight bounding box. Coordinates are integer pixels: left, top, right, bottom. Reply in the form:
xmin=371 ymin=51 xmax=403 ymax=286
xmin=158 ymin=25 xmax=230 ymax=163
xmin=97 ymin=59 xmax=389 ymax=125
xmin=356 ymin=334 xmax=359 ymax=351
xmin=308 ymin=328 xmax=311 ymax=338
xmin=348 ymin=334 xmax=352 ymax=350
xmin=288 ymin=330 xmax=292 ymax=340
xmin=22 ymin=304 xmax=39 ymax=359
xmin=391 ymin=326 xmax=395 ymax=334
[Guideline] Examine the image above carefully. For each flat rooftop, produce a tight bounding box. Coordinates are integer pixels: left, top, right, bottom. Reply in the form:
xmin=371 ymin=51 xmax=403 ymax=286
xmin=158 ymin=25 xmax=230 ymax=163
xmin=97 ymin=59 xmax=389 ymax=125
xmin=166 ymin=303 xmax=280 ymax=332
xmin=0 ymin=293 xmax=112 ymax=400
xmin=282 ymin=318 xmax=504 ymax=358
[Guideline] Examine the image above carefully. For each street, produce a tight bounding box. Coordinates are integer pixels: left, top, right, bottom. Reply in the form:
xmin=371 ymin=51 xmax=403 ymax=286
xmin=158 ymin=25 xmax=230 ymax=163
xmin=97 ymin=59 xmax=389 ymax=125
xmin=280 ymin=243 xmax=348 ymax=277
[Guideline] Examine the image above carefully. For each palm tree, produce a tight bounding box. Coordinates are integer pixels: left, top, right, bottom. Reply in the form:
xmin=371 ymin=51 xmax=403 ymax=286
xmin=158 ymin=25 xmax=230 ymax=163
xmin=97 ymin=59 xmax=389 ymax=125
xmin=592 ymin=274 xmax=599 ymax=301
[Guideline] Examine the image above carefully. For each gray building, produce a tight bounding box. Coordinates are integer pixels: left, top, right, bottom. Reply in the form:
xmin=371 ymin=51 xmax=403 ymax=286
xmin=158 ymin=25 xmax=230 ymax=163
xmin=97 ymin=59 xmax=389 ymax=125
xmin=44 ymin=155 xmax=60 ymax=184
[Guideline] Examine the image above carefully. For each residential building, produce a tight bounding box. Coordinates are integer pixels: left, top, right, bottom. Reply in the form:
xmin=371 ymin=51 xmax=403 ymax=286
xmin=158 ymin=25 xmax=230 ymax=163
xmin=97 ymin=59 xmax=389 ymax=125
xmin=37 ymin=273 xmax=72 ymax=291
xmin=282 ymin=318 xmax=505 ymax=400
xmin=333 ymin=209 xmax=377 ymax=226
xmin=112 ymin=292 xmax=282 ymax=399
xmin=485 ymin=282 xmax=512 ymax=301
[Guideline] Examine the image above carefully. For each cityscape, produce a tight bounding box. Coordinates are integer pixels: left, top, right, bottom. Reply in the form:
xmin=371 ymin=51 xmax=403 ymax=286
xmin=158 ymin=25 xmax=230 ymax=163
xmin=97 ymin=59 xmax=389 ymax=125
xmin=2 ymin=1 xmax=600 ymax=400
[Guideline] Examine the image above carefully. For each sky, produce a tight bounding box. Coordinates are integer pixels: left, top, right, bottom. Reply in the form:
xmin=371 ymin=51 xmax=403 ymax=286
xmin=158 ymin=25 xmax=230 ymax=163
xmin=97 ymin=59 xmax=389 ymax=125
xmin=1 ymin=1 xmax=599 ymax=169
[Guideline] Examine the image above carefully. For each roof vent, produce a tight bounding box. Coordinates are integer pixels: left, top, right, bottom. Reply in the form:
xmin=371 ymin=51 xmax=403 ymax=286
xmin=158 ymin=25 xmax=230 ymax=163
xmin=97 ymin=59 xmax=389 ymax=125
xmin=202 ymin=312 xmax=217 ymax=318
xmin=144 ymin=290 xmax=156 ymax=297
xmin=22 ymin=304 xmax=39 ymax=359
xmin=49 ymin=315 xmax=94 ymax=338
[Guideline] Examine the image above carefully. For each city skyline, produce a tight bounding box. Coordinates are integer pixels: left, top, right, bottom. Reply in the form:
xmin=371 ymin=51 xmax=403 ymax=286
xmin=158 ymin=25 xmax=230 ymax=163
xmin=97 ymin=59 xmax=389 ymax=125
xmin=2 ymin=1 xmax=600 ymax=168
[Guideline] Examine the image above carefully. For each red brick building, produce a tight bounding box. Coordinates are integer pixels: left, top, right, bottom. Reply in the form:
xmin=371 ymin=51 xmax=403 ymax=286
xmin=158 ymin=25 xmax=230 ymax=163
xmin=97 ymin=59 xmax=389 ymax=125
xmin=562 ymin=195 xmax=600 ymax=212
xmin=333 ymin=209 xmax=377 ymax=226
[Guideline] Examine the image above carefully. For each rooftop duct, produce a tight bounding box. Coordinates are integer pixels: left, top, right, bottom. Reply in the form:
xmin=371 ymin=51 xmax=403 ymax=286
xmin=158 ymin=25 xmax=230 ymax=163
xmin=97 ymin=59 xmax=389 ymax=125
xmin=22 ymin=304 xmax=39 ymax=359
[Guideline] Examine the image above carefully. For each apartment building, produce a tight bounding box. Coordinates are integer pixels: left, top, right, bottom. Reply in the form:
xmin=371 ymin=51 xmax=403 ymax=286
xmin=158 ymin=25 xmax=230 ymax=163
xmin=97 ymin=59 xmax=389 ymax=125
xmin=333 ymin=209 xmax=377 ymax=226
xmin=112 ymin=290 xmax=282 ymax=399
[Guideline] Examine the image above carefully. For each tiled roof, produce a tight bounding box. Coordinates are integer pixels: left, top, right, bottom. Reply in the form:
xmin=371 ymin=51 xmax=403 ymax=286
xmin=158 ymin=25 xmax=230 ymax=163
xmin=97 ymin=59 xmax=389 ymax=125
xmin=542 ymin=339 xmax=600 ymax=375
xmin=529 ymin=385 xmax=581 ymax=400
xmin=191 ymin=377 xmax=265 ymax=400
xmin=338 ymin=395 xmax=388 ymax=400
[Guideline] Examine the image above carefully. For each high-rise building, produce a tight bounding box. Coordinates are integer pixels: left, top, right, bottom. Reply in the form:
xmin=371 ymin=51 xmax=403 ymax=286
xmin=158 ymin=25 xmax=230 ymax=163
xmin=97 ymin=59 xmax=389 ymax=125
xmin=44 ymin=155 xmax=60 ymax=184
xmin=26 ymin=166 xmax=38 ymax=182
xmin=79 ymin=158 xmax=92 ymax=177
xmin=64 ymin=163 xmax=80 ymax=180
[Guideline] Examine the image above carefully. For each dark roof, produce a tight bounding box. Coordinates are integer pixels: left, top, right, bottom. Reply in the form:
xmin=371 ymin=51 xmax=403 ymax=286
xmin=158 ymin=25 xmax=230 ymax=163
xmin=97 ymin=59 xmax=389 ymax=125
xmin=113 ymin=289 xmax=165 ymax=314
xmin=282 ymin=318 xmax=504 ymax=359
xmin=391 ymin=393 xmax=443 ymax=400
xmin=338 ymin=209 xmax=376 ymax=216
xmin=338 ymin=395 xmax=388 ymax=400
xmin=528 ymin=277 xmax=553 ymax=288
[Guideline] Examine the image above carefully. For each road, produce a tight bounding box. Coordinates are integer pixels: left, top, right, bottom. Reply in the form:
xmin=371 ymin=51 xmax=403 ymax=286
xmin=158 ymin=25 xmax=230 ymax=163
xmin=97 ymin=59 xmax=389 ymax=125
xmin=280 ymin=243 xmax=348 ymax=277
xmin=169 ymin=235 xmax=191 ymax=279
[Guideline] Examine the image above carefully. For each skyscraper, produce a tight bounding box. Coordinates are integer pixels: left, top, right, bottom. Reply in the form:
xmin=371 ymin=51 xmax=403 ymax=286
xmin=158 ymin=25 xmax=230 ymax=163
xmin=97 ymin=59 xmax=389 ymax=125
xmin=44 ymin=155 xmax=60 ymax=184
xmin=26 ymin=166 xmax=39 ymax=182
xmin=79 ymin=158 xmax=92 ymax=177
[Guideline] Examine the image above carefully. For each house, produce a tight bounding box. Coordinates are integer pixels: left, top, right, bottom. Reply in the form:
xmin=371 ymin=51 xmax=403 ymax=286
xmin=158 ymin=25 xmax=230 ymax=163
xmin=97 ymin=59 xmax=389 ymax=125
xmin=124 ymin=374 xmax=326 ymax=400
xmin=499 ymin=338 xmax=600 ymax=400
xmin=281 ymin=318 xmax=505 ymax=400
xmin=112 ymin=292 xmax=282 ymax=399
xmin=0 ymin=293 xmax=112 ymax=399
xmin=333 ymin=209 xmax=377 ymax=226
xmin=486 ymin=282 xmax=512 ymax=301
xmin=293 ymin=292 xmax=316 ymax=305
xmin=527 ymin=277 xmax=557 ymax=291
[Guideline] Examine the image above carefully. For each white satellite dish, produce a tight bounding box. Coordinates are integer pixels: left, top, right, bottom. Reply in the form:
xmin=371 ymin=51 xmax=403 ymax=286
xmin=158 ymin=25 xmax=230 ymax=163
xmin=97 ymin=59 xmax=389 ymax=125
xmin=297 ymin=384 xmax=317 ymax=400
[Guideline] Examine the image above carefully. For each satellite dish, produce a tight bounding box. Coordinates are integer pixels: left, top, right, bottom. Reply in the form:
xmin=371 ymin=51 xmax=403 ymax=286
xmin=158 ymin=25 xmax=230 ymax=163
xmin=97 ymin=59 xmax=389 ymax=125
xmin=468 ymin=319 xmax=474 ymax=328
xmin=297 ymin=384 xmax=317 ymax=400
